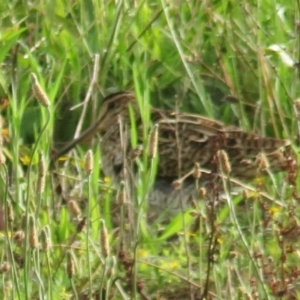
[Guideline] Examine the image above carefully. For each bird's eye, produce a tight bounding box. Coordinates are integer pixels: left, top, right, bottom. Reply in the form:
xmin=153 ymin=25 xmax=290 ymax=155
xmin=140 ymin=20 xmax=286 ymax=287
xmin=107 ymin=101 xmax=116 ymax=110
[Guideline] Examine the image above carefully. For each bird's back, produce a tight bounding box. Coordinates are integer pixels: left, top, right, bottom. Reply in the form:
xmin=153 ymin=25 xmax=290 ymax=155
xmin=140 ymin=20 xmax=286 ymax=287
xmin=150 ymin=109 xmax=290 ymax=180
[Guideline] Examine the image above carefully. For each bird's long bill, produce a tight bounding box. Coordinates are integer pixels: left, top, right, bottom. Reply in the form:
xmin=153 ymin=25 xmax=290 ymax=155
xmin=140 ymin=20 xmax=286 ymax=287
xmin=51 ymin=118 xmax=103 ymax=161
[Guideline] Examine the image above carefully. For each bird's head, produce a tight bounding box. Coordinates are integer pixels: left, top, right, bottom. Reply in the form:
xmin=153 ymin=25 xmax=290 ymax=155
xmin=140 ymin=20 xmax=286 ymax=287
xmin=96 ymin=91 xmax=137 ymax=132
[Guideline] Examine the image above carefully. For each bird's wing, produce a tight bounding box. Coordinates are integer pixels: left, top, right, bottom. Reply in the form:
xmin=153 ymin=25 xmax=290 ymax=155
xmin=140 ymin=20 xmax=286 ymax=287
xmin=150 ymin=110 xmax=289 ymax=179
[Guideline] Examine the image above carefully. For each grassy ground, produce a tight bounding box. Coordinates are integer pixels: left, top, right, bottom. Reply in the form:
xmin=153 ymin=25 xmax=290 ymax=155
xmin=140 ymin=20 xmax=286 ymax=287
xmin=0 ymin=0 xmax=299 ymax=299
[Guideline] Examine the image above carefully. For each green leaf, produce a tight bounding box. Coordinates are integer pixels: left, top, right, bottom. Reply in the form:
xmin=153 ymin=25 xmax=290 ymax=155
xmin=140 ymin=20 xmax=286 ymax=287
xmin=0 ymin=27 xmax=27 ymax=63
xmin=157 ymin=211 xmax=193 ymax=241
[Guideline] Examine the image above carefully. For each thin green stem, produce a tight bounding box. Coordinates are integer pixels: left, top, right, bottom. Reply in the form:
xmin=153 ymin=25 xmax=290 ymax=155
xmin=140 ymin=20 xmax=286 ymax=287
xmin=23 ymin=107 xmax=51 ymax=299
xmin=86 ymin=175 xmax=93 ymax=298
xmin=2 ymin=164 xmax=21 ymax=299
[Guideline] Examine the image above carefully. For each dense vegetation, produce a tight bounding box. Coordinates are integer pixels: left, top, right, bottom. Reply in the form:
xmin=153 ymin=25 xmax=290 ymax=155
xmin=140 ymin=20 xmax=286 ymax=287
xmin=0 ymin=0 xmax=299 ymax=299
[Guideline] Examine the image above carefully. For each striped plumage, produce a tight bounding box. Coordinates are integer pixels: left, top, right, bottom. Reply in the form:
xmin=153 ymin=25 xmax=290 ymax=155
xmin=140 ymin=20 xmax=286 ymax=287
xmin=52 ymin=91 xmax=290 ymax=215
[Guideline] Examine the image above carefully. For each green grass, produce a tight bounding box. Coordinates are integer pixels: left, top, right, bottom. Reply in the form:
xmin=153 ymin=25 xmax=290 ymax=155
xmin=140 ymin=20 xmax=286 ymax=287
xmin=0 ymin=0 xmax=299 ymax=299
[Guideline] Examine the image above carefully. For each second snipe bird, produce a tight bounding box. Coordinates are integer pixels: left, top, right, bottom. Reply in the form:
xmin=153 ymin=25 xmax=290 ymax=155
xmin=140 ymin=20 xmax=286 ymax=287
xmin=53 ymin=91 xmax=290 ymax=215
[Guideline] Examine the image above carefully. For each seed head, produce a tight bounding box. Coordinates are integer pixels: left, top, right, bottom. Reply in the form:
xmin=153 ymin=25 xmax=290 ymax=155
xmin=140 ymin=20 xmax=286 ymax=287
xmin=36 ymin=176 xmax=45 ymax=194
xmin=198 ymin=187 xmax=207 ymax=199
xmin=66 ymin=251 xmax=75 ymax=278
xmin=68 ymin=200 xmax=81 ymax=218
xmin=41 ymin=226 xmax=52 ymax=251
xmin=117 ymin=182 xmax=126 ymax=205
xmin=0 ymin=262 xmax=10 ymax=274
xmin=217 ymin=150 xmax=231 ymax=175
xmin=193 ymin=163 xmax=201 ymax=179
xmin=29 ymin=215 xmax=38 ymax=249
xmin=148 ymin=124 xmax=159 ymax=158
xmin=37 ymin=153 xmax=46 ymax=193
xmin=84 ymin=149 xmax=93 ymax=175
xmin=100 ymin=219 xmax=110 ymax=257
xmin=13 ymin=231 xmax=25 ymax=247
xmin=38 ymin=152 xmax=46 ymax=176
xmin=171 ymin=179 xmax=182 ymax=190
xmin=31 ymin=73 xmax=50 ymax=107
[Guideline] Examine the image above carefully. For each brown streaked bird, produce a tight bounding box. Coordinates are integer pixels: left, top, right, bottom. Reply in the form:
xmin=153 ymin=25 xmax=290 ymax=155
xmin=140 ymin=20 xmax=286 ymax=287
xmin=52 ymin=91 xmax=290 ymax=216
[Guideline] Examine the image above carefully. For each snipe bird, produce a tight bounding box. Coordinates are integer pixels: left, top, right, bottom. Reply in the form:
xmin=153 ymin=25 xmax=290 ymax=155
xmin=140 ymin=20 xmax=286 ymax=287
xmin=52 ymin=91 xmax=290 ymax=215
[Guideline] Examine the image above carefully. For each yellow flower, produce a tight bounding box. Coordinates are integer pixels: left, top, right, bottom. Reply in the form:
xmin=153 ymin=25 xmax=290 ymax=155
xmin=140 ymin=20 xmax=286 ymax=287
xmin=268 ymin=206 xmax=280 ymax=217
xmin=59 ymin=287 xmax=71 ymax=300
xmin=20 ymin=155 xmax=31 ymax=166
